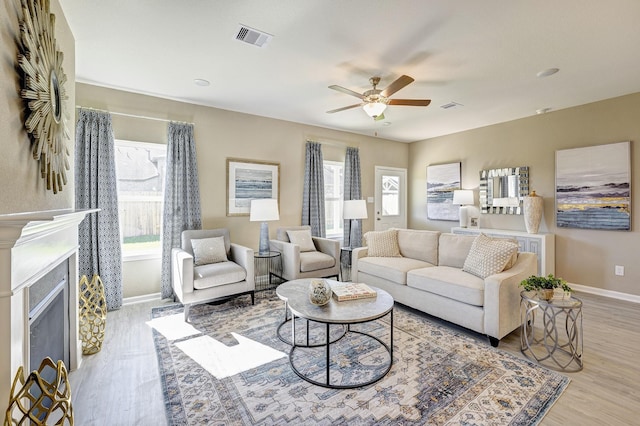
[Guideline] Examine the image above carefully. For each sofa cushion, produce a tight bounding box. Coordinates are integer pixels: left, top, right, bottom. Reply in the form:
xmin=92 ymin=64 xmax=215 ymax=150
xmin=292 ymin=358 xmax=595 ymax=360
xmin=462 ymin=233 xmax=519 ymax=279
xmin=286 ymin=229 xmax=316 ymax=252
xmin=407 ymin=266 xmax=485 ymax=306
xmin=191 ymin=236 xmax=228 ymax=266
xmin=358 ymin=256 xmax=434 ymax=285
xmin=193 ymin=261 xmax=247 ymax=289
xmin=365 ymin=229 xmax=402 ymax=257
xmin=438 ymin=233 xmax=476 ymax=268
xmin=397 ymin=229 xmax=440 ymax=264
xmin=276 ymin=226 xmax=311 ymax=242
xmin=300 ymin=251 xmax=335 ymax=272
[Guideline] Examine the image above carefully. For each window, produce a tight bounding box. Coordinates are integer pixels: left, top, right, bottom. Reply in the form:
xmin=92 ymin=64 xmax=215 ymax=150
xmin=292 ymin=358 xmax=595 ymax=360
xmin=114 ymin=140 xmax=167 ymax=259
xmin=382 ymin=175 xmax=400 ymax=216
xmin=323 ymin=161 xmax=344 ymax=239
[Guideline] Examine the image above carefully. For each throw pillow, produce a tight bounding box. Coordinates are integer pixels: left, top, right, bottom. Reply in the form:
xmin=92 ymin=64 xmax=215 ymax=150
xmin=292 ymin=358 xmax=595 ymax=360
xmin=462 ymin=233 xmax=519 ymax=279
xmin=286 ymin=229 xmax=316 ymax=252
xmin=191 ymin=236 xmax=228 ymax=266
xmin=365 ymin=229 xmax=402 ymax=257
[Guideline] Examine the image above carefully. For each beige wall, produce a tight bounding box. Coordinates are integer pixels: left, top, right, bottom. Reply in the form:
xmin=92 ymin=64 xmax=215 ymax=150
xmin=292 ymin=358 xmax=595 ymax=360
xmin=76 ymin=83 xmax=408 ymax=297
xmin=0 ymin=0 xmax=75 ymax=214
xmin=409 ymin=93 xmax=640 ymax=297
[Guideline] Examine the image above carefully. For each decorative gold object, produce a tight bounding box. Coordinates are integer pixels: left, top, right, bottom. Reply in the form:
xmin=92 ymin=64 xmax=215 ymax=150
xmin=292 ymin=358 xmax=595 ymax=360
xmin=18 ymin=0 xmax=70 ymax=194
xmin=4 ymin=357 xmax=74 ymax=425
xmin=79 ymin=275 xmax=107 ymax=355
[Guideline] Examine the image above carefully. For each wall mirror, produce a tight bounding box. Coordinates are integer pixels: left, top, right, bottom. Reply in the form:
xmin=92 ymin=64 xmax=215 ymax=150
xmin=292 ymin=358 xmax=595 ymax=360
xmin=479 ymin=167 xmax=529 ymax=214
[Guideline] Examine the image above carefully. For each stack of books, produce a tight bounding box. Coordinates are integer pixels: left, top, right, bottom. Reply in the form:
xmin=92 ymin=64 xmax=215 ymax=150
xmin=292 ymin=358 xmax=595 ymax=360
xmin=327 ymin=280 xmax=377 ymax=301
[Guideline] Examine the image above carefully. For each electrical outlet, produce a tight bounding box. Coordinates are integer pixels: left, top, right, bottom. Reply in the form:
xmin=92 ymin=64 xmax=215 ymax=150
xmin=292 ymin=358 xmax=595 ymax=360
xmin=615 ymin=265 xmax=625 ymax=276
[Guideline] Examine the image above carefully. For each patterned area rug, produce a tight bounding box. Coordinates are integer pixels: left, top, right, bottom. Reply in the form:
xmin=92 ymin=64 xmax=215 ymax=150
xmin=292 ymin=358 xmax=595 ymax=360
xmin=151 ymin=292 xmax=569 ymax=425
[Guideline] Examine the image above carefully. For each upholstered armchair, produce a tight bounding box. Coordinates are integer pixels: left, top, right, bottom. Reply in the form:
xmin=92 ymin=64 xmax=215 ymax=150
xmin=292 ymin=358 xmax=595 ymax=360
xmin=172 ymin=229 xmax=255 ymax=321
xmin=269 ymin=226 xmax=340 ymax=281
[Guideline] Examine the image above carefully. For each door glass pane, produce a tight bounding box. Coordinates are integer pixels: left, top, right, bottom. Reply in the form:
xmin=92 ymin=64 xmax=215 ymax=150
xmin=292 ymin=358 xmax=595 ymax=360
xmin=382 ymin=175 xmax=399 ymax=216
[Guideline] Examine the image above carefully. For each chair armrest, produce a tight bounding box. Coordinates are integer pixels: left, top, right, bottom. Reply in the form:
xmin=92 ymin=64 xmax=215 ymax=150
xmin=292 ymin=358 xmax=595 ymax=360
xmin=351 ymin=247 xmax=369 ymax=282
xmin=172 ymin=248 xmax=194 ymax=300
xmin=270 ymin=239 xmax=300 ymax=280
xmin=229 ymin=243 xmax=255 ymax=287
xmin=312 ymin=237 xmax=340 ymax=260
xmin=483 ymin=252 xmax=537 ymax=339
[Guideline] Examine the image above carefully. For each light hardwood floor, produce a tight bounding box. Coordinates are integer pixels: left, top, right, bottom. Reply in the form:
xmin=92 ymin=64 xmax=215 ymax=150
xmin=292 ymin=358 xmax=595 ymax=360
xmin=69 ymin=291 xmax=640 ymax=425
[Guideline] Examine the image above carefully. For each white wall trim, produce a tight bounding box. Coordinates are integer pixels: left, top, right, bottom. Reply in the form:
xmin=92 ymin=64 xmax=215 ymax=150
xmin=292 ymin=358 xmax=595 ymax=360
xmin=571 ymin=283 xmax=640 ymax=304
xmin=122 ymin=292 xmax=162 ymax=306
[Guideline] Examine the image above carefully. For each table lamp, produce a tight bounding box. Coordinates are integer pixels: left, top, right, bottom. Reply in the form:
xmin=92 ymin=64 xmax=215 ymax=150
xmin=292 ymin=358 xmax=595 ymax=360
xmin=250 ymin=199 xmax=279 ymax=255
xmin=343 ymin=199 xmax=368 ymax=248
xmin=452 ymin=190 xmax=474 ymax=228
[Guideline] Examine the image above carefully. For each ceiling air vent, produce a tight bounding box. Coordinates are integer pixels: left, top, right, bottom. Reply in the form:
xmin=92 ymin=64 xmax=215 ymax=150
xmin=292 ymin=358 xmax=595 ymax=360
xmin=234 ymin=24 xmax=273 ymax=48
xmin=440 ymin=101 xmax=463 ymax=109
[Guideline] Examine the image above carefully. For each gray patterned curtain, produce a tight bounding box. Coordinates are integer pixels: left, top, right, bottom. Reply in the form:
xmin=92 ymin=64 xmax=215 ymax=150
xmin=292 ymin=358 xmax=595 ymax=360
xmin=75 ymin=109 xmax=123 ymax=310
xmin=160 ymin=122 xmax=202 ymax=299
xmin=301 ymin=141 xmax=325 ymax=237
xmin=343 ymin=147 xmax=362 ymax=247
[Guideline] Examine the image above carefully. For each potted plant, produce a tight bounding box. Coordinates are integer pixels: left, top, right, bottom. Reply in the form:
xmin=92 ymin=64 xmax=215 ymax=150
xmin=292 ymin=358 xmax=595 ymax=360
xmin=520 ymin=274 xmax=572 ymax=301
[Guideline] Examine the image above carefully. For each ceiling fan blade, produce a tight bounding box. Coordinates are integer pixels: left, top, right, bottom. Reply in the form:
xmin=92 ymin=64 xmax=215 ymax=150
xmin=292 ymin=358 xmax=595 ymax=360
xmin=388 ymin=99 xmax=431 ymax=106
xmin=326 ymin=103 xmax=363 ymax=114
xmin=380 ymin=75 xmax=414 ymax=97
xmin=328 ymin=85 xmax=365 ymax=99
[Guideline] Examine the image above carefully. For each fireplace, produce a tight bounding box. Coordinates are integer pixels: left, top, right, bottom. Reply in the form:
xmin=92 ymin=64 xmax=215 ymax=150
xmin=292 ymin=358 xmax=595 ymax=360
xmin=0 ymin=209 xmax=96 ymax=408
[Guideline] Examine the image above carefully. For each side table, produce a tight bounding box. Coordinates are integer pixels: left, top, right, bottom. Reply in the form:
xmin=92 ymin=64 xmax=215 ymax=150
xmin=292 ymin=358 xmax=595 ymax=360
xmin=254 ymin=251 xmax=283 ymax=291
xmin=340 ymin=247 xmax=353 ymax=282
xmin=520 ymin=291 xmax=583 ymax=371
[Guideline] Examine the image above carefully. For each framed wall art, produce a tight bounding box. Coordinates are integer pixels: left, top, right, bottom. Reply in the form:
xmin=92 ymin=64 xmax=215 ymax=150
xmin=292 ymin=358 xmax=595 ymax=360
xmin=556 ymin=141 xmax=630 ymax=230
xmin=427 ymin=162 xmax=461 ymax=221
xmin=226 ymin=158 xmax=280 ymax=216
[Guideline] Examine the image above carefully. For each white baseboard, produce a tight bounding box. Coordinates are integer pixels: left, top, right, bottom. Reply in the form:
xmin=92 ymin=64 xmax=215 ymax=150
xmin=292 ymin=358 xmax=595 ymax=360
xmin=570 ymin=283 xmax=640 ymax=304
xmin=122 ymin=292 xmax=162 ymax=306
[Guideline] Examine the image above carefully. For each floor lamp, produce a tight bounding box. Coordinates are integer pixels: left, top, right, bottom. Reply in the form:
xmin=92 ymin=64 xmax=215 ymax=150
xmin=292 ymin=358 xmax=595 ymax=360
xmin=452 ymin=190 xmax=474 ymax=228
xmin=250 ymin=199 xmax=279 ymax=255
xmin=343 ymin=199 xmax=368 ymax=248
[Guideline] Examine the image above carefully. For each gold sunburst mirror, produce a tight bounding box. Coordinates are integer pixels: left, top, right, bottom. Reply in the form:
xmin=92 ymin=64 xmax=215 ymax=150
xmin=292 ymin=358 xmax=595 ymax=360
xmin=18 ymin=0 xmax=70 ymax=194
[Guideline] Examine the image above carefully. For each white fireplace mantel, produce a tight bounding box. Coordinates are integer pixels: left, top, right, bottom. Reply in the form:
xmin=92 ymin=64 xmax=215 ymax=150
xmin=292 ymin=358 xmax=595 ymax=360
xmin=0 ymin=208 xmax=97 ymax=408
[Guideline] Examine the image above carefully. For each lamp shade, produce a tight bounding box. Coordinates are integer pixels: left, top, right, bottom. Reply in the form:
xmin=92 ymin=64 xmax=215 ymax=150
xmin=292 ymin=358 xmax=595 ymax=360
xmin=343 ymin=199 xmax=368 ymax=220
xmin=452 ymin=190 xmax=474 ymax=206
xmin=362 ymin=102 xmax=387 ymax=118
xmin=249 ymin=199 xmax=279 ymax=221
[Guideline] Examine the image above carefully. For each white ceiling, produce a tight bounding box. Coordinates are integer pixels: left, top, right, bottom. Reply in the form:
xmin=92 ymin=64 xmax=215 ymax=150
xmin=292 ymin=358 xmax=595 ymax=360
xmin=59 ymin=0 xmax=640 ymax=143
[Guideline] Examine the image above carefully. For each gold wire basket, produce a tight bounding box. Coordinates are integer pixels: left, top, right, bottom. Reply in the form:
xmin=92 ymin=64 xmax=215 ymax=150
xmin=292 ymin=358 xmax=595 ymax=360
xmin=79 ymin=274 xmax=107 ymax=355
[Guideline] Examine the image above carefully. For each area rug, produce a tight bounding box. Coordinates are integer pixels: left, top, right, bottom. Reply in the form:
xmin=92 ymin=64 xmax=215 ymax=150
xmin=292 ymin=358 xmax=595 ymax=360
xmin=150 ymin=292 xmax=569 ymax=425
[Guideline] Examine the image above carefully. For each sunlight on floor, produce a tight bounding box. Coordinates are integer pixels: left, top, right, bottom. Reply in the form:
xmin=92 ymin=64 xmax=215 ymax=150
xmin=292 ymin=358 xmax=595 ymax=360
xmin=175 ymin=333 xmax=287 ymax=379
xmin=145 ymin=313 xmax=201 ymax=341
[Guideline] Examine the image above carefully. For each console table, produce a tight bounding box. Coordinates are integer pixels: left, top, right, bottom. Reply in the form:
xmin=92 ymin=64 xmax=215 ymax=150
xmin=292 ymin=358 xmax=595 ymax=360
xmin=451 ymin=227 xmax=554 ymax=276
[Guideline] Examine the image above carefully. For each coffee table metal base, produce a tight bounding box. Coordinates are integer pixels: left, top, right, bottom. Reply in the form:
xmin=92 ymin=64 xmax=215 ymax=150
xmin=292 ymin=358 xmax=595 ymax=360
xmin=288 ymin=311 xmax=393 ymax=389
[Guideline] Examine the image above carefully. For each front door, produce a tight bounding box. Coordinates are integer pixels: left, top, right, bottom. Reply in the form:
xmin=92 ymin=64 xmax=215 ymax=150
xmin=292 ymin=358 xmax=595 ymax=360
xmin=374 ymin=166 xmax=407 ymax=230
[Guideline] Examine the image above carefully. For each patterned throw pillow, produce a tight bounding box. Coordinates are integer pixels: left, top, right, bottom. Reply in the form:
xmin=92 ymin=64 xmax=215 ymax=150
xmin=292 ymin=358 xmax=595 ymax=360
xmin=191 ymin=236 xmax=228 ymax=266
xmin=286 ymin=229 xmax=316 ymax=252
xmin=365 ymin=229 xmax=402 ymax=257
xmin=462 ymin=233 xmax=519 ymax=279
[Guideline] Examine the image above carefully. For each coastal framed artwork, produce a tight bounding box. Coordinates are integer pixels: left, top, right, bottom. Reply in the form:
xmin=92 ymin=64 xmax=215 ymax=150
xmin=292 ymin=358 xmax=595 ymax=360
xmin=556 ymin=141 xmax=630 ymax=230
xmin=226 ymin=158 xmax=280 ymax=216
xmin=427 ymin=162 xmax=461 ymax=221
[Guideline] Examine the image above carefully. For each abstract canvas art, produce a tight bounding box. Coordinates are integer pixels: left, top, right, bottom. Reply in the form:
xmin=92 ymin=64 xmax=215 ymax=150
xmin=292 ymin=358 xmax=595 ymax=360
xmin=227 ymin=158 xmax=279 ymax=216
xmin=556 ymin=141 xmax=630 ymax=230
xmin=427 ymin=162 xmax=461 ymax=221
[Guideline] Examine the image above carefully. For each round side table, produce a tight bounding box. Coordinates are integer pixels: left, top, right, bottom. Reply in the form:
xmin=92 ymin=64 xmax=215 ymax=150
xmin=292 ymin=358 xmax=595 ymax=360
xmin=520 ymin=290 xmax=583 ymax=371
xmin=253 ymin=251 xmax=282 ymax=291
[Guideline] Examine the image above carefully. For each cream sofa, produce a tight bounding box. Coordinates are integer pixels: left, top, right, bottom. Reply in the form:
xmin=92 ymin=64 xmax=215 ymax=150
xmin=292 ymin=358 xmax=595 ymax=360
xmin=352 ymin=229 xmax=537 ymax=346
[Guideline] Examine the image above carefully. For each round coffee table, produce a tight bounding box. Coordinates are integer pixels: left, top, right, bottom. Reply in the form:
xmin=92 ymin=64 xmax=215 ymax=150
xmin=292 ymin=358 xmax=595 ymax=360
xmin=276 ymin=279 xmax=394 ymax=389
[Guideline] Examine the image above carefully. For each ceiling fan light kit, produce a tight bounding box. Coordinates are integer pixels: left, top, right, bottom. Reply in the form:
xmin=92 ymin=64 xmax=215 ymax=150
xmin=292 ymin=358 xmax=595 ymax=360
xmin=327 ymin=74 xmax=431 ymax=120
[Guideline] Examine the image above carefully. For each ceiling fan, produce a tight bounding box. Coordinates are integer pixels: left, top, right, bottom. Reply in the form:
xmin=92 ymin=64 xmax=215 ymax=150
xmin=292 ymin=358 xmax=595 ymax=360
xmin=327 ymin=75 xmax=431 ymax=121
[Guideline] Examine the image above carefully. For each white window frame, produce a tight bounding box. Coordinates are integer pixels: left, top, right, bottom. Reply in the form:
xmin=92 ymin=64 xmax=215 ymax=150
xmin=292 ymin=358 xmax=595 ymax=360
xmin=114 ymin=139 xmax=166 ymax=262
xmin=324 ymin=160 xmax=344 ymax=240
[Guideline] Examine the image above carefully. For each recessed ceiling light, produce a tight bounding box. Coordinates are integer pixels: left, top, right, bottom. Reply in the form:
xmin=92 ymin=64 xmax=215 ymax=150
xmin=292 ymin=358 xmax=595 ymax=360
xmin=536 ymin=68 xmax=559 ymax=78
xmin=382 ymin=122 xmax=391 ymax=126
xmin=536 ymin=107 xmax=552 ymax=114
xmin=194 ymin=79 xmax=210 ymax=87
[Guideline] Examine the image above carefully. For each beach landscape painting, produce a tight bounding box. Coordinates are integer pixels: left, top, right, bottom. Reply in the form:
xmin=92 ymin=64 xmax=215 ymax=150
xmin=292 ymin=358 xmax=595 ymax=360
xmin=556 ymin=141 xmax=630 ymax=230
xmin=427 ymin=162 xmax=461 ymax=221
xmin=227 ymin=158 xmax=279 ymax=216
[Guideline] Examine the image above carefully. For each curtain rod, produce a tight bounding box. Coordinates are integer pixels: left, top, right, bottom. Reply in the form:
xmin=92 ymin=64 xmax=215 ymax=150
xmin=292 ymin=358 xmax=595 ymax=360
xmin=306 ymin=136 xmax=358 ymax=149
xmin=75 ymin=106 xmax=194 ymax=125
